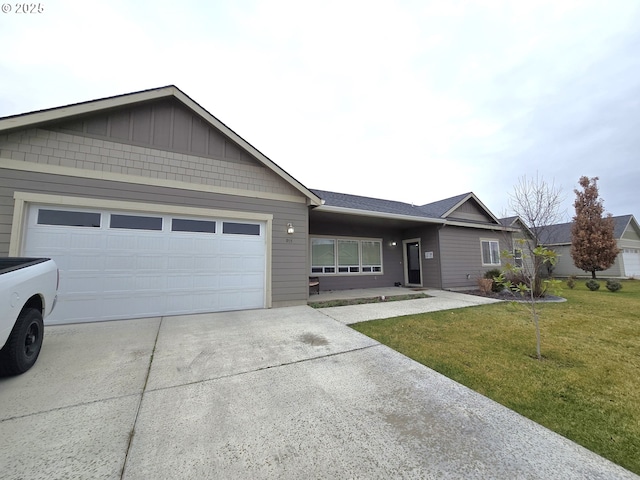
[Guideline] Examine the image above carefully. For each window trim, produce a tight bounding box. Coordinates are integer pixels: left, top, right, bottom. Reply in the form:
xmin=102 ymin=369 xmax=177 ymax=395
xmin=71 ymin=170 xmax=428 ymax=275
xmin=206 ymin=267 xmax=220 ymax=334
xmin=37 ymin=208 xmax=102 ymax=228
xmin=481 ymin=239 xmax=501 ymax=266
xmin=311 ymin=236 xmax=383 ymax=275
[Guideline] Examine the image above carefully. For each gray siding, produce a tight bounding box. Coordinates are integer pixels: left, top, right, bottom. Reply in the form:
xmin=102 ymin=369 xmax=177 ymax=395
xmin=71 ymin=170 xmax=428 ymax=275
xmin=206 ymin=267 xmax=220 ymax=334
xmin=551 ymin=244 xmax=624 ymax=278
xmin=439 ymin=226 xmax=506 ymax=289
xmin=309 ymin=218 xmax=404 ymax=291
xmin=0 ymin=169 xmax=309 ymax=306
xmin=447 ymin=199 xmax=493 ymax=223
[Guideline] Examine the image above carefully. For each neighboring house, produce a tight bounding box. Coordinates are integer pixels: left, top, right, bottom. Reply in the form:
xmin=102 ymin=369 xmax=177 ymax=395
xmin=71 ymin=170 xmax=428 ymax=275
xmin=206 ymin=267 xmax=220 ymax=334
xmin=544 ymin=215 xmax=640 ymax=278
xmin=0 ymin=86 xmax=514 ymax=325
xmin=498 ymin=216 xmax=535 ymax=269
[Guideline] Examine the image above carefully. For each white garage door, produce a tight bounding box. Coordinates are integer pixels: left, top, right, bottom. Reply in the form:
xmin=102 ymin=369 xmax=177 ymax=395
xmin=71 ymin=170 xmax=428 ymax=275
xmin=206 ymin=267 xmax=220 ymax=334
xmin=622 ymin=249 xmax=640 ymax=277
xmin=23 ymin=205 xmax=266 ymax=325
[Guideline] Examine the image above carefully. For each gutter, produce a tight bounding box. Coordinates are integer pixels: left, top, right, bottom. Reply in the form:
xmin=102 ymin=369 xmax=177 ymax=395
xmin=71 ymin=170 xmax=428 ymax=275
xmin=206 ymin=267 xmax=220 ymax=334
xmin=313 ymin=205 xmax=519 ymax=231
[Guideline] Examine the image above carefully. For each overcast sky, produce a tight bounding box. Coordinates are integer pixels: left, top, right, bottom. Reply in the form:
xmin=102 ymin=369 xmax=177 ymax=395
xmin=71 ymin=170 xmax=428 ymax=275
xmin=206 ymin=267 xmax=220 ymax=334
xmin=1 ymin=0 xmax=639 ymax=222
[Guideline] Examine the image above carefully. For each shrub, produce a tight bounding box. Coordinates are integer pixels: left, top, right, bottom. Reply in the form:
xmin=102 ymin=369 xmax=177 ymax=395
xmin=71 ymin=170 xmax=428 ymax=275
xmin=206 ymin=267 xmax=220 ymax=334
xmin=606 ymin=279 xmax=622 ymax=292
xmin=567 ymin=276 xmax=577 ymax=289
xmin=586 ymin=279 xmax=600 ymax=291
xmin=484 ymin=269 xmax=504 ymax=292
xmin=477 ymin=278 xmax=493 ymax=295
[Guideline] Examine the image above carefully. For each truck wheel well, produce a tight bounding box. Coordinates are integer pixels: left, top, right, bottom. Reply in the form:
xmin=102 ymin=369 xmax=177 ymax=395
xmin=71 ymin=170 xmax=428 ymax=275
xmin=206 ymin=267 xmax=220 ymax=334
xmin=22 ymin=295 xmax=43 ymax=315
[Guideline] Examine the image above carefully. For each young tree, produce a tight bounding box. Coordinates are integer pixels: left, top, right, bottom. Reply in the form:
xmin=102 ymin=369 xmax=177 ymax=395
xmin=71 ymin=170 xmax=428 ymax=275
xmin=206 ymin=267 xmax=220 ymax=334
xmin=571 ymin=176 xmax=620 ymax=279
xmin=508 ymin=174 xmax=565 ymax=295
xmin=495 ymin=244 xmax=561 ymax=360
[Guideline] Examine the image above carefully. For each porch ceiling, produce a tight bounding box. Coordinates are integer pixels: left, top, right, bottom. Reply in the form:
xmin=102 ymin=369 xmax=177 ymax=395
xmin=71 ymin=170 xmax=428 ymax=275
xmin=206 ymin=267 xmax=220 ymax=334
xmin=309 ymin=209 xmax=438 ymax=230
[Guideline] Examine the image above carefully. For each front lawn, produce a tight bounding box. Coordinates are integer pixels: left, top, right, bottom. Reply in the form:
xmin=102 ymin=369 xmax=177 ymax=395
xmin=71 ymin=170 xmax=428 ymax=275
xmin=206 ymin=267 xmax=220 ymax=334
xmin=351 ymin=279 xmax=640 ymax=475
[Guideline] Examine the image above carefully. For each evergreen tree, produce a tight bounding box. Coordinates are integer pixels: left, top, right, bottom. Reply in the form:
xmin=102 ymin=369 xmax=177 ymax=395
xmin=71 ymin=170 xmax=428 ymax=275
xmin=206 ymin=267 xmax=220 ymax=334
xmin=571 ymin=176 xmax=620 ymax=279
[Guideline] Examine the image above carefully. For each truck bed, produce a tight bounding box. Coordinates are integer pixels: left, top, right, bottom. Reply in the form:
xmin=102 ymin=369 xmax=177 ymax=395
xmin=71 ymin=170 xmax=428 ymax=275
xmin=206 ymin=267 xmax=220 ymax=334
xmin=0 ymin=258 xmax=51 ymax=275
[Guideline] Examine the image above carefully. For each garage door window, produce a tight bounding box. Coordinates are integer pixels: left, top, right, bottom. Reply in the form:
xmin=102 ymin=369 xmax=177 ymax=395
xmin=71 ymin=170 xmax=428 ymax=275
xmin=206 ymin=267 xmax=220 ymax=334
xmin=222 ymin=222 xmax=260 ymax=235
xmin=37 ymin=209 xmax=101 ymax=227
xmin=172 ymin=218 xmax=216 ymax=233
xmin=110 ymin=214 xmax=163 ymax=230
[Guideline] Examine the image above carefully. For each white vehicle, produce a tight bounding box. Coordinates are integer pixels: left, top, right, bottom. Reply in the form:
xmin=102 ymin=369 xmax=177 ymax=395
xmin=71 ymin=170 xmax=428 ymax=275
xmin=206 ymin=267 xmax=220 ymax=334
xmin=0 ymin=258 xmax=58 ymax=375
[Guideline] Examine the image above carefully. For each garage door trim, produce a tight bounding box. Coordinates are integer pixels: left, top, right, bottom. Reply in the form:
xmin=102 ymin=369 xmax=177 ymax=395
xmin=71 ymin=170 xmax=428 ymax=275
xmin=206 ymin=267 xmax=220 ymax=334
xmin=11 ymin=191 xmax=273 ymax=309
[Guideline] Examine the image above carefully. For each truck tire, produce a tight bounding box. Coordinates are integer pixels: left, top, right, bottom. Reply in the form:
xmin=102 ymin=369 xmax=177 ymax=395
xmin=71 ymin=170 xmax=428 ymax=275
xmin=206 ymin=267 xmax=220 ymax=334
xmin=0 ymin=308 xmax=44 ymax=376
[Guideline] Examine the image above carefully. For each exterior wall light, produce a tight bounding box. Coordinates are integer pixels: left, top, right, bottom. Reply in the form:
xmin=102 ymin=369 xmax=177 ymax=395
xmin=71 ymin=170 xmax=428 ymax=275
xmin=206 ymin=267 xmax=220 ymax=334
xmin=390 ymin=241 xmax=397 ymax=246
xmin=287 ymin=223 xmax=295 ymax=235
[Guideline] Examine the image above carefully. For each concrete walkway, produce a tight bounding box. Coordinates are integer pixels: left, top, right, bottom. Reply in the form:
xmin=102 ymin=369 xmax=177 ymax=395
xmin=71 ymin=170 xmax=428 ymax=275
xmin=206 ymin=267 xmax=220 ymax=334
xmin=312 ymin=288 xmax=502 ymax=324
xmin=0 ymin=299 xmax=637 ymax=479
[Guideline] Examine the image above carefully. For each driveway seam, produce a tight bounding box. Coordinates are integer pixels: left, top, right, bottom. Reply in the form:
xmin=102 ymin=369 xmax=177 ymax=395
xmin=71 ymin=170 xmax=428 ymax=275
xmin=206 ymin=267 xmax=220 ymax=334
xmin=120 ymin=315 xmax=163 ymax=479
xmin=145 ymin=343 xmax=381 ymax=395
xmin=0 ymin=392 xmax=143 ymax=422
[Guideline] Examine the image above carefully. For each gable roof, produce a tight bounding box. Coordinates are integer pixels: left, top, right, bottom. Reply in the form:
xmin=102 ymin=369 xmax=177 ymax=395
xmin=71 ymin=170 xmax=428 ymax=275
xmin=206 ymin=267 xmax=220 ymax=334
xmin=499 ymin=216 xmax=535 ymax=238
xmin=0 ymin=85 xmax=322 ymax=206
xmin=311 ymin=189 xmax=508 ymax=229
xmin=542 ymin=215 xmax=637 ymax=245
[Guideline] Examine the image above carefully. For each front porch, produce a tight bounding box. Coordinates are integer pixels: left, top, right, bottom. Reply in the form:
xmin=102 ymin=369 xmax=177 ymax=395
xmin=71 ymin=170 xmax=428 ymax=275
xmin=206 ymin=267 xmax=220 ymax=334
xmin=308 ymin=286 xmax=430 ymax=303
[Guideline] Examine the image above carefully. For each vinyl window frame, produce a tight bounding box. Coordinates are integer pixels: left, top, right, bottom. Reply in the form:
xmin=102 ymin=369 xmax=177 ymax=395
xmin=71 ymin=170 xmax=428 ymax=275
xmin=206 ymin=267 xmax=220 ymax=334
xmin=481 ymin=239 xmax=501 ymax=266
xmin=311 ymin=236 xmax=383 ymax=275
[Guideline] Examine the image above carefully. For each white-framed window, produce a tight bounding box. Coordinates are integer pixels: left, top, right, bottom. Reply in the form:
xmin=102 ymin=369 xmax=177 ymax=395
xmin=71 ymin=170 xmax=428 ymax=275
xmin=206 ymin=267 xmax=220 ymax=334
xmin=481 ymin=240 xmax=501 ymax=266
xmin=311 ymin=237 xmax=383 ymax=275
xmin=511 ymin=242 xmax=523 ymax=268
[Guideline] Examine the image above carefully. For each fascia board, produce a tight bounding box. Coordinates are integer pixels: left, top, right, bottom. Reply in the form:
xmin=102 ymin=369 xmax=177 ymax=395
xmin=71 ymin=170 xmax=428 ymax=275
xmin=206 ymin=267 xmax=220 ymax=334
xmin=444 ymin=220 xmax=518 ymax=231
xmin=313 ymin=205 xmax=446 ymax=224
xmin=172 ymin=89 xmax=322 ymax=206
xmin=0 ymin=86 xmax=176 ymax=132
xmin=315 ymin=205 xmax=518 ymax=231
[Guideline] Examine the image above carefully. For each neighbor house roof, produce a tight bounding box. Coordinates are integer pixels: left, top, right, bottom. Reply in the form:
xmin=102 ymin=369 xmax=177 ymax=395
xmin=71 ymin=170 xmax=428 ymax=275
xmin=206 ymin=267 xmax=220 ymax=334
xmin=0 ymin=85 xmax=322 ymax=206
xmin=543 ymin=215 xmax=636 ymax=245
xmin=311 ymin=189 xmax=509 ymax=229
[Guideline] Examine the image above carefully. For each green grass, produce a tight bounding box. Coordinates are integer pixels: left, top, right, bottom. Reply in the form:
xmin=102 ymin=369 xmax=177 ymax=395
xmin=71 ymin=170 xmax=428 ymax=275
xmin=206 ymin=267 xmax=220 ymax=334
xmin=351 ymin=279 xmax=640 ymax=474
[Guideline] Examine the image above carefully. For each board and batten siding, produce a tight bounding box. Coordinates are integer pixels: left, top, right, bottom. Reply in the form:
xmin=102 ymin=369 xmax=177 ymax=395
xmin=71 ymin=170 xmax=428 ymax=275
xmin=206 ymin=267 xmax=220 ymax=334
xmin=439 ymin=225 xmax=506 ymax=289
xmin=447 ymin=200 xmax=492 ymax=223
xmin=0 ymin=127 xmax=301 ymax=199
xmin=0 ymin=168 xmax=310 ymax=307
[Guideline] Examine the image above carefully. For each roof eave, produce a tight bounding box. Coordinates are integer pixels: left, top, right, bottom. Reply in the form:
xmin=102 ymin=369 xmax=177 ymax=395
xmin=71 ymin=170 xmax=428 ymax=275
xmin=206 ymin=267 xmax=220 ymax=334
xmin=313 ymin=205 xmax=446 ymax=224
xmin=0 ymin=85 xmax=177 ymax=132
xmin=313 ymin=205 xmax=518 ymax=231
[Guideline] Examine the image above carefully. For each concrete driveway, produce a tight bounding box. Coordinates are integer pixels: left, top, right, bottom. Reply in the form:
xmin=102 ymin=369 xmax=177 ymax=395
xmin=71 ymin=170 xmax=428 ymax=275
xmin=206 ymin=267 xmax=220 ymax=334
xmin=0 ymin=303 xmax=637 ymax=479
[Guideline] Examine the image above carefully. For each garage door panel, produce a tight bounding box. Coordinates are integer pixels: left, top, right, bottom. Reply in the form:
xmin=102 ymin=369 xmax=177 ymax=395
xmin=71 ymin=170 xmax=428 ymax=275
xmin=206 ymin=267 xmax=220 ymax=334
xmin=23 ymin=205 xmax=266 ymax=324
xmin=165 ymin=291 xmax=219 ymax=313
xmin=69 ymin=232 xmax=106 ymax=249
xmin=240 ymin=273 xmax=265 ymax=289
xmin=623 ymin=250 xmax=640 ymax=277
xmin=166 ymin=274 xmax=196 ymax=289
xmin=102 ymin=293 xmax=163 ymax=318
xmin=191 ymin=275 xmax=220 ymax=289
xmin=63 ymin=273 xmax=105 ymax=295
xmin=242 ymin=256 xmax=266 ymax=271
xmin=65 ymin=254 xmax=105 ymax=271
xmin=241 ymin=290 xmax=264 ymax=307
xmin=54 ymin=297 xmax=106 ymax=323
xmin=134 ymin=255 xmax=168 ymax=271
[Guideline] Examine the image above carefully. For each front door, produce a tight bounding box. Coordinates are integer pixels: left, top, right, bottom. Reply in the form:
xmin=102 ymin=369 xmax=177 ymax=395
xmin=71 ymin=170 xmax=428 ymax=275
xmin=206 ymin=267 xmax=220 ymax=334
xmin=404 ymin=240 xmax=422 ymax=285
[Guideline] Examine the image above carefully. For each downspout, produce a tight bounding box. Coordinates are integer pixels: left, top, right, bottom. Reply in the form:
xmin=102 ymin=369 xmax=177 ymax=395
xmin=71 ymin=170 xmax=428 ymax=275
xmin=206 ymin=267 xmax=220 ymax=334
xmin=437 ymin=224 xmax=445 ymax=290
